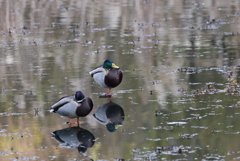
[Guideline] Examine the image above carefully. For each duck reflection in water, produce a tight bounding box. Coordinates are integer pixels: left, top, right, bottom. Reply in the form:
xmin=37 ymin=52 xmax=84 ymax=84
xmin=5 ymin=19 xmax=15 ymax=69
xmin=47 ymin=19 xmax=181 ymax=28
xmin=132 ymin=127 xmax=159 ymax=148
xmin=51 ymin=127 xmax=95 ymax=154
xmin=93 ymin=101 xmax=125 ymax=132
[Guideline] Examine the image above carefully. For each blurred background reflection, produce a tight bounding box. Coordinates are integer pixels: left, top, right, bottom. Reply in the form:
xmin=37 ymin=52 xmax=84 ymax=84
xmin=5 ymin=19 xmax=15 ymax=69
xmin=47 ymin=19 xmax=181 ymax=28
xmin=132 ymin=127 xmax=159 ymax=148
xmin=0 ymin=0 xmax=240 ymax=160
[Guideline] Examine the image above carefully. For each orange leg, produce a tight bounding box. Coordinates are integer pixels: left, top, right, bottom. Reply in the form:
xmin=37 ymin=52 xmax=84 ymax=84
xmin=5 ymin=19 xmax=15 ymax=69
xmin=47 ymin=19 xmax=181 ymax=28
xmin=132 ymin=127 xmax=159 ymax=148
xmin=77 ymin=117 xmax=80 ymax=127
xmin=106 ymin=88 xmax=111 ymax=95
xmin=69 ymin=119 xmax=75 ymax=127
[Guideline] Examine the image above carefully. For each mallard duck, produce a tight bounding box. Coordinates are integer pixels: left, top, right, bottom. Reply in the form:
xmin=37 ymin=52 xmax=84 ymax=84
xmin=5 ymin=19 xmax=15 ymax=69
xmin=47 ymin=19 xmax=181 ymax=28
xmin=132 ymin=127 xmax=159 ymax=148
xmin=50 ymin=91 xmax=93 ymax=126
xmin=89 ymin=59 xmax=123 ymax=95
xmin=52 ymin=127 xmax=95 ymax=153
xmin=93 ymin=101 xmax=124 ymax=132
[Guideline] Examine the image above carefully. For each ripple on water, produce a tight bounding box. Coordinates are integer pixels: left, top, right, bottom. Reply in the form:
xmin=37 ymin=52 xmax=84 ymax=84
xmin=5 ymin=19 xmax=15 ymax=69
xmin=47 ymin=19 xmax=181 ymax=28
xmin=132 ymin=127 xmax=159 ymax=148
xmin=191 ymin=126 xmax=208 ymax=129
xmin=117 ymin=89 xmax=137 ymax=93
xmin=167 ymin=122 xmax=188 ymax=125
xmin=0 ymin=129 xmax=7 ymax=133
xmin=153 ymin=126 xmax=174 ymax=130
xmin=203 ymin=154 xmax=225 ymax=160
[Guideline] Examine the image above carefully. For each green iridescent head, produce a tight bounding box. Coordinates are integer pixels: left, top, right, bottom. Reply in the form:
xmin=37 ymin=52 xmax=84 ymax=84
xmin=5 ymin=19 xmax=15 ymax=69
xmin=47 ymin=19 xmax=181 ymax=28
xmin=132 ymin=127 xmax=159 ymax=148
xmin=103 ymin=59 xmax=119 ymax=69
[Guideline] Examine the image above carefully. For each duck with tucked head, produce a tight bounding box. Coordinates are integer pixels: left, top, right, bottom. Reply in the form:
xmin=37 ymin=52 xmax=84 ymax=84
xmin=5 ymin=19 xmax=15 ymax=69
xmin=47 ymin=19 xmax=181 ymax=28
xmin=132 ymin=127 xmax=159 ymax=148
xmin=89 ymin=59 xmax=123 ymax=96
xmin=52 ymin=127 xmax=95 ymax=154
xmin=50 ymin=91 xmax=93 ymax=127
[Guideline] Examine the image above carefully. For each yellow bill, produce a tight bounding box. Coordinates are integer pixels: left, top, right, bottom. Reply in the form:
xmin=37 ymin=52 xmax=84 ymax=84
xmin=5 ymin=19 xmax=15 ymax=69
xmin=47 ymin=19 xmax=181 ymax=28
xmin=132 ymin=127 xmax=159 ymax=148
xmin=115 ymin=124 xmax=123 ymax=129
xmin=111 ymin=63 xmax=119 ymax=68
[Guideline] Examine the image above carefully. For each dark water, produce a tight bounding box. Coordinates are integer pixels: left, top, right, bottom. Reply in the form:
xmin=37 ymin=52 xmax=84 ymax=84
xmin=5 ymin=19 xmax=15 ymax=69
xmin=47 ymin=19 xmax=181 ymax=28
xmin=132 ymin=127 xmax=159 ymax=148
xmin=1 ymin=0 xmax=240 ymax=160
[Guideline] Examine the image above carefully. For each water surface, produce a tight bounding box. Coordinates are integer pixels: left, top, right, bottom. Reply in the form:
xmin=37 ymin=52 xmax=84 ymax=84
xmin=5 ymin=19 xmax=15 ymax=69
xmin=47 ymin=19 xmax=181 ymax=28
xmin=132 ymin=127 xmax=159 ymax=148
xmin=1 ymin=0 xmax=240 ymax=160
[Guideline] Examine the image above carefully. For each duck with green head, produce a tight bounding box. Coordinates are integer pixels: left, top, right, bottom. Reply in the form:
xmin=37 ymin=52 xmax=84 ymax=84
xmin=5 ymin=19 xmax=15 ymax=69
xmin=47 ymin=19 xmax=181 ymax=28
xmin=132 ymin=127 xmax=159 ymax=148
xmin=50 ymin=91 xmax=93 ymax=127
xmin=89 ymin=59 xmax=123 ymax=95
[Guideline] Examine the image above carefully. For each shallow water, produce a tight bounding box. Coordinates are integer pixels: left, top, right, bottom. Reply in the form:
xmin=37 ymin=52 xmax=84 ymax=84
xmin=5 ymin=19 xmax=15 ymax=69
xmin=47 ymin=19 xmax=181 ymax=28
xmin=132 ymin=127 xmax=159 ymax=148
xmin=1 ymin=0 xmax=240 ymax=160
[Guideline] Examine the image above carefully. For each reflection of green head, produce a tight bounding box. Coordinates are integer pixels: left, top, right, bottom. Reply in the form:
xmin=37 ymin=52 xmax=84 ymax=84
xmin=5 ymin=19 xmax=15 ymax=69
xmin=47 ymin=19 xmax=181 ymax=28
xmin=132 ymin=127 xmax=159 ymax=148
xmin=106 ymin=123 xmax=117 ymax=132
xmin=106 ymin=123 xmax=122 ymax=132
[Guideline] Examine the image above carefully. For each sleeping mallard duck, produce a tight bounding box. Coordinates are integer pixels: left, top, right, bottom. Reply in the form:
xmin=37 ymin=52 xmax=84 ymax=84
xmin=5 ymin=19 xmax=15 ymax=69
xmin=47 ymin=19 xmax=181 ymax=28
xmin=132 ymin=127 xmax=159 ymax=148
xmin=89 ymin=59 xmax=123 ymax=95
xmin=50 ymin=91 xmax=93 ymax=127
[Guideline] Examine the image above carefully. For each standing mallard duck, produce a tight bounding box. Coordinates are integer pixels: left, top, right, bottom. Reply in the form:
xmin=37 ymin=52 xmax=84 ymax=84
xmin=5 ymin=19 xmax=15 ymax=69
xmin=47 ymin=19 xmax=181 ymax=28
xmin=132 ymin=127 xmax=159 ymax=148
xmin=50 ymin=91 xmax=93 ymax=127
xmin=89 ymin=59 xmax=123 ymax=95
